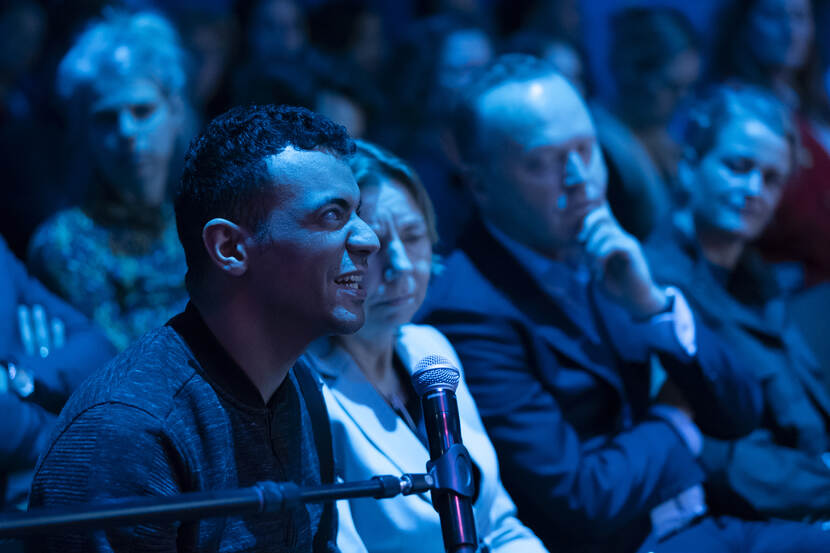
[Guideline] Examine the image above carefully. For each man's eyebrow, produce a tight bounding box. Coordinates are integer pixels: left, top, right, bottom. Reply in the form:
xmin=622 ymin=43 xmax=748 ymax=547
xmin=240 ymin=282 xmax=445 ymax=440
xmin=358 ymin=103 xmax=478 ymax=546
xmin=316 ymin=196 xmax=352 ymax=209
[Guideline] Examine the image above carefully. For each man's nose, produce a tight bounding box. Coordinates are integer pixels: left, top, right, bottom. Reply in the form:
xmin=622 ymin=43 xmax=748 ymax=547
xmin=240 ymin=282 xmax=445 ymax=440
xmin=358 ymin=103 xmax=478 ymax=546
xmin=564 ymin=150 xmax=588 ymax=188
xmin=347 ymin=216 xmax=380 ymax=260
xmin=117 ymin=110 xmax=139 ymax=142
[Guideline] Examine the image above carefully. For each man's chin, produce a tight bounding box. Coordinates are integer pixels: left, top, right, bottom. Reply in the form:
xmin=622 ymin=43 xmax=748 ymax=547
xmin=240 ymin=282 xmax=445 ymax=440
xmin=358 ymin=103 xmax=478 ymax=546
xmin=327 ymin=306 xmax=366 ymax=336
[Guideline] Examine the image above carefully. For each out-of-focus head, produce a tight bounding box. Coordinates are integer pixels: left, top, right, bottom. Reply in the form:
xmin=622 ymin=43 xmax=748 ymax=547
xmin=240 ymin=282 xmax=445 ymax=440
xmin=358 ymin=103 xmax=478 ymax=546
xmin=744 ymin=0 xmax=814 ymax=71
xmin=348 ymin=140 xmax=437 ymax=334
xmin=57 ymin=10 xmax=187 ymax=207
xmin=714 ymin=0 xmax=826 ymax=120
xmin=438 ymin=27 xmax=493 ymax=94
xmin=679 ymin=86 xmax=797 ymax=241
xmin=393 ymin=15 xmax=493 ymax=124
xmin=453 ymin=54 xmax=606 ymax=256
xmin=315 ymin=89 xmax=366 ymax=139
xmin=610 ymin=7 xmax=701 ymax=129
xmin=503 ymin=31 xmax=586 ymax=96
xmin=245 ymin=0 xmax=306 ymax=62
xmin=307 ymin=0 xmax=386 ymax=75
xmin=0 ymin=0 xmax=46 ymax=78
xmin=523 ymin=0 xmax=582 ymax=46
xmin=177 ymin=104 xmax=379 ymax=335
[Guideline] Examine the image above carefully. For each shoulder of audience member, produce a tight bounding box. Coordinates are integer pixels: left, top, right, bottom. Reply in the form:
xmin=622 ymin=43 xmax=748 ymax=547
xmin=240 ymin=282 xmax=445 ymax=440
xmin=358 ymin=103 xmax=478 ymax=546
xmin=27 ymin=208 xmax=94 ymax=262
xmin=54 ymin=326 xmax=198 ymax=431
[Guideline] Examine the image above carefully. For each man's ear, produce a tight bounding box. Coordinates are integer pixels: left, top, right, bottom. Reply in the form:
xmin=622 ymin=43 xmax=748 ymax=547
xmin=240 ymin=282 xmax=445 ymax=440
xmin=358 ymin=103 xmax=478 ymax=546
xmin=462 ymin=163 xmax=490 ymax=209
xmin=202 ymin=218 xmax=251 ymax=277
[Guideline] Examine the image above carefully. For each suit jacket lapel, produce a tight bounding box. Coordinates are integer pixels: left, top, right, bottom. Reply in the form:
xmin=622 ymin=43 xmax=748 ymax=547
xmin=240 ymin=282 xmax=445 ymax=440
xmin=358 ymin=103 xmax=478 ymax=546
xmin=322 ymin=344 xmax=432 ymax=479
xmin=458 ymin=220 xmax=625 ymax=393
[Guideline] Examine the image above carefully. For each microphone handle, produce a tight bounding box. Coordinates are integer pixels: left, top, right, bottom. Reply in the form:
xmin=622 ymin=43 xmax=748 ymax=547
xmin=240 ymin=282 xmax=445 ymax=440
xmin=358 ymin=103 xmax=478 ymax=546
xmin=421 ymin=389 xmax=478 ymax=553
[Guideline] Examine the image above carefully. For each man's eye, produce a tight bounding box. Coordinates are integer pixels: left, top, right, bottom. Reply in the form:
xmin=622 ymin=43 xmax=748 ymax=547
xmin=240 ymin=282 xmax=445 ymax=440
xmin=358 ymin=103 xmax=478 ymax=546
xmin=132 ymin=103 xmax=157 ymax=120
xmin=725 ymin=157 xmax=753 ymax=174
xmin=322 ymin=208 xmax=344 ymax=222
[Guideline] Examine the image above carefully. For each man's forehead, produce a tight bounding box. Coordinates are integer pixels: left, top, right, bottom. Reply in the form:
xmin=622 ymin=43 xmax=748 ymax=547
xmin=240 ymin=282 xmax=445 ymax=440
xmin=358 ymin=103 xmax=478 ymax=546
xmin=265 ymin=146 xmax=357 ymax=200
xmin=476 ymin=74 xmax=594 ymax=151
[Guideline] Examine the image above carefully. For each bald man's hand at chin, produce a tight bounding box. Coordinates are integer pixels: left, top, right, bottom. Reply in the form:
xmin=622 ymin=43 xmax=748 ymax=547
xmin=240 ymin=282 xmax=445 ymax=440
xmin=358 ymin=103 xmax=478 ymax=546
xmin=578 ymin=205 xmax=669 ymax=319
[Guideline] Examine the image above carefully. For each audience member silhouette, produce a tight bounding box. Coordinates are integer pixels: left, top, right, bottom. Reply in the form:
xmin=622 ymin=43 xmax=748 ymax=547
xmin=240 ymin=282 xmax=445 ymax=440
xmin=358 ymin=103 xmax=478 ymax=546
xmin=26 ymin=11 xmax=190 ymax=351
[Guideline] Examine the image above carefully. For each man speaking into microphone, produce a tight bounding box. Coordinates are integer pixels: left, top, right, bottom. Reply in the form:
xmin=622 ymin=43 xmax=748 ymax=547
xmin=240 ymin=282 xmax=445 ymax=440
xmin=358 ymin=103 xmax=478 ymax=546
xmin=302 ymin=141 xmax=546 ymax=553
xmin=27 ymin=102 xmax=379 ymax=553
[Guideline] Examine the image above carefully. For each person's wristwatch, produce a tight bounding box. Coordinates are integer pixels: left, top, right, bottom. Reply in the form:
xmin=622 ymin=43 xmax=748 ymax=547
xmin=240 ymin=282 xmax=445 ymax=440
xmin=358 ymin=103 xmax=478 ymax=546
xmin=2 ymin=360 xmax=35 ymax=399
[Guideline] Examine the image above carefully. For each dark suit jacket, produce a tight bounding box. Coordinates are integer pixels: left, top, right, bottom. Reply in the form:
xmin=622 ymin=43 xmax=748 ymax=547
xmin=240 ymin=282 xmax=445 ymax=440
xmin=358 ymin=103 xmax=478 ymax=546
xmin=0 ymin=235 xmax=114 ymax=508
xmin=417 ymin=220 xmax=762 ymax=553
xmin=646 ymin=222 xmax=830 ymax=521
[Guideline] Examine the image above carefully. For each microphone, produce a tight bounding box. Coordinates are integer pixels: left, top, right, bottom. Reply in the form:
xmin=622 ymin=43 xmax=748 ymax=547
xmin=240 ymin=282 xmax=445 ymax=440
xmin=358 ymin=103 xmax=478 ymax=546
xmin=412 ymin=355 xmax=478 ymax=553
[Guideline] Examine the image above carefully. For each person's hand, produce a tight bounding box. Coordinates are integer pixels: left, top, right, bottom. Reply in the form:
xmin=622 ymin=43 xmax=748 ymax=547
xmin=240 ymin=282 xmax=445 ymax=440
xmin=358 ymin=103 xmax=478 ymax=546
xmin=17 ymin=304 xmax=65 ymax=358
xmin=578 ymin=205 xmax=668 ymax=318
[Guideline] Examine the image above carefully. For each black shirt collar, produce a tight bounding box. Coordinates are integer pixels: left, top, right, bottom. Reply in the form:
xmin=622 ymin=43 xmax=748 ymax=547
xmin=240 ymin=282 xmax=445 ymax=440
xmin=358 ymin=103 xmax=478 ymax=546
xmin=168 ymin=302 xmax=270 ymax=410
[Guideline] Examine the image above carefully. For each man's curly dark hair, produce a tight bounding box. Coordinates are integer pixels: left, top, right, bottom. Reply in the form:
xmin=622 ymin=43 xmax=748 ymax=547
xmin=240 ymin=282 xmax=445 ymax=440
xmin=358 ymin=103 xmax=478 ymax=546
xmin=176 ymin=104 xmax=354 ymax=290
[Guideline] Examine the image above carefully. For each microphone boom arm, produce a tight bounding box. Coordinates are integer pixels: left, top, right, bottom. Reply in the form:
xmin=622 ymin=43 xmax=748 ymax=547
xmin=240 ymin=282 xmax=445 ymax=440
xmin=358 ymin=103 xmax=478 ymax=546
xmin=0 ymin=474 xmax=434 ymax=539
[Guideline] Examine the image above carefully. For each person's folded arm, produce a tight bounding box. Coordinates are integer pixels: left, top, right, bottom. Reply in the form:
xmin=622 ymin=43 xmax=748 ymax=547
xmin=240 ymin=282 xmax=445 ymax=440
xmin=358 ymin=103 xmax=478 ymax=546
xmin=6 ymin=240 xmax=116 ymax=408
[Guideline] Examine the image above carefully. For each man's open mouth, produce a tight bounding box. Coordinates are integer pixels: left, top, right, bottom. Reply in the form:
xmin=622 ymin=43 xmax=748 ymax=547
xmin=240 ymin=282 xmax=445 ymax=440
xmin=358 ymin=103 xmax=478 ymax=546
xmin=334 ymin=273 xmax=364 ymax=290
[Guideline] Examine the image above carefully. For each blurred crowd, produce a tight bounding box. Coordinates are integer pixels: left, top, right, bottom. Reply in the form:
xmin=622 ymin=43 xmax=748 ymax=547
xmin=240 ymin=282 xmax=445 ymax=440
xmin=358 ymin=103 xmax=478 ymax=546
xmin=5 ymin=0 xmax=830 ymax=551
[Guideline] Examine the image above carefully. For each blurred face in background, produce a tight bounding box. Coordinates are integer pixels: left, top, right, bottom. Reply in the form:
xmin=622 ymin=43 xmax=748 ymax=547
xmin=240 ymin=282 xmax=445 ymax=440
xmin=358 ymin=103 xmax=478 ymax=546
xmin=315 ymin=90 xmax=367 ymax=138
xmin=686 ymin=114 xmax=791 ymax=241
xmin=357 ymin=178 xmax=433 ymax=337
xmin=543 ymin=41 xmax=586 ymax=97
xmin=748 ymin=0 xmax=813 ymax=70
xmin=250 ymin=0 xmax=306 ymax=62
xmin=437 ymin=29 xmax=493 ymax=95
xmin=472 ymin=74 xmax=607 ymax=256
xmin=649 ymin=48 xmax=701 ymax=126
xmin=86 ymin=75 xmax=182 ymax=207
xmin=0 ymin=1 xmax=46 ymax=78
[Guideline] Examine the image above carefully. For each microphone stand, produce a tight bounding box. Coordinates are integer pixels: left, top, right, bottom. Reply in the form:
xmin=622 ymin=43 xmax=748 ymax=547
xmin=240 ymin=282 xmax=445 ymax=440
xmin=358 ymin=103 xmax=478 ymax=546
xmin=0 ymin=473 xmax=433 ymax=539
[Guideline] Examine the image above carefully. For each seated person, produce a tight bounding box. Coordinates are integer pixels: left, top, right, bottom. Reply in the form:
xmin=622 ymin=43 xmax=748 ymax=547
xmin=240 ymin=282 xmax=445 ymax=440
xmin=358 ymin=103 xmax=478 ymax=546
xmin=303 ymin=141 xmax=547 ymax=553
xmin=418 ymin=54 xmax=830 ymax=553
xmin=27 ymin=104 xmax=379 ymax=552
xmin=1 ymin=235 xmax=114 ymax=511
xmin=27 ymin=11 xmax=190 ymax=351
xmin=593 ymin=7 xmax=702 ymax=240
xmin=646 ymin=85 xmax=830 ymax=521
xmin=712 ymin=0 xmax=830 ymax=286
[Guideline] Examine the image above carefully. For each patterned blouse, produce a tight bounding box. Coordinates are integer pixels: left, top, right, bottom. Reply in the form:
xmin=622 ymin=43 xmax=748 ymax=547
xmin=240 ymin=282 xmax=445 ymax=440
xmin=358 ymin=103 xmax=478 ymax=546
xmin=27 ymin=205 xmax=188 ymax=351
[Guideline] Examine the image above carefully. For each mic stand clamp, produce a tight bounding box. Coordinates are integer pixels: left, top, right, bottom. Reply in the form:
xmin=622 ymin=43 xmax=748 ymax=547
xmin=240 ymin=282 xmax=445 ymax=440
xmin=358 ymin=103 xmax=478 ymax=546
xmin=425 ymin=443 xmax=475 ymax=510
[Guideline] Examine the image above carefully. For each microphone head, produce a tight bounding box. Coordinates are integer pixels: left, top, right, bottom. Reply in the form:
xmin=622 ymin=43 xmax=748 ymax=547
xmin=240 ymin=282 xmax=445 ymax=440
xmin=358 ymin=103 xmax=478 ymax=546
xmin=411 ymin=355 xmax=460 ymax=397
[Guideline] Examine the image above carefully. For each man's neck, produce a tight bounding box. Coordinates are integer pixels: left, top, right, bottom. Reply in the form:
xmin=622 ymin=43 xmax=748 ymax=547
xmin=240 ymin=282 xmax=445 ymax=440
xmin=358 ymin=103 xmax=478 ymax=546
xmin=197 ymin=294 xmax=312 ymax=404
xmin=696 ymin=223 xmax=745 ymax=272
xmin=484 ymin=218 xmax=579 ymax=265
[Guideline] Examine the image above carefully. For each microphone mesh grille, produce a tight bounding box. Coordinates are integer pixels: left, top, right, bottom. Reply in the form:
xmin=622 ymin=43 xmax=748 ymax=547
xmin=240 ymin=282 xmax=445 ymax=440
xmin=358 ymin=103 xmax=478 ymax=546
xmin=411 ymin=355 xmax=460 ymax=397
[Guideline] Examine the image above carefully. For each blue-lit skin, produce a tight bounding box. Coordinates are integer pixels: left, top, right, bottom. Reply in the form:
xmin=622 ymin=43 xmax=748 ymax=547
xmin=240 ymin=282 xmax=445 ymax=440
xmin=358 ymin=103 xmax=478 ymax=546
xmin=248 ymin=0 xmax=306 ymax=63
xmin=469 ymin=74 xmax=669 ymax=316
xmin=748 ymin=0 xmax=814 ymax=71
xmin=87 ymin=76 xmax=182 ymax=207
xmin=683 ymin=116 xmax=791 ymax=267
xmin=353 ymin=178 xmax=433 ymax=340
xmin=437 ymin=29 xmax=493 ymax=94
xmin=202 ymin=147 xmax=379 ymax=339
